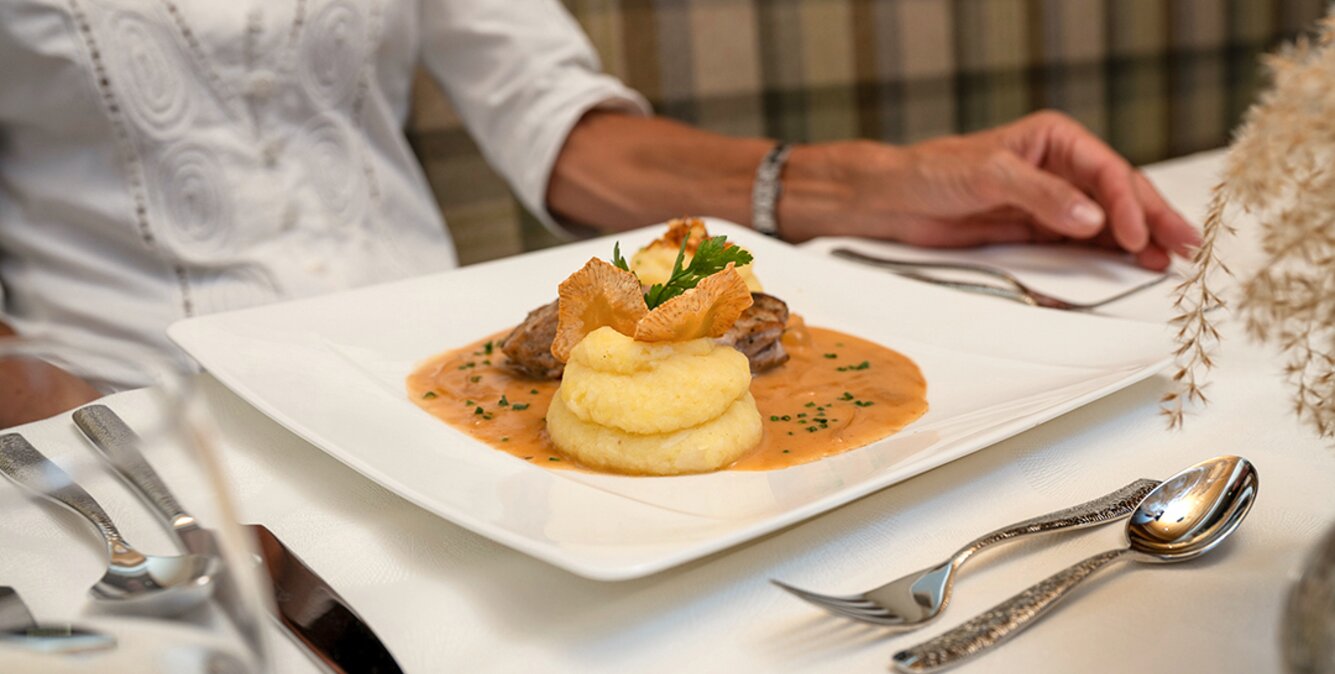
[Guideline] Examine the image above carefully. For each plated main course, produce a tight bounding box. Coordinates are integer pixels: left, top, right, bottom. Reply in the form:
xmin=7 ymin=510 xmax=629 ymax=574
xmin=408 ymin=219 xmax=927 ymax=476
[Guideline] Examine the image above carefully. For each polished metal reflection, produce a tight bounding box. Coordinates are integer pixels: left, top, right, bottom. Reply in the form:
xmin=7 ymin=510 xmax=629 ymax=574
xmin=249 ymin=524 xmax=403 ymax=674
xmin=0 ymin=434 xmax=213 ymax=616
xmin=0 ymin=586 xmax=116 ymax=654
xmin=893 ymin=455 xmax=1258 ymax=673
xmin=831 ymin=247 xmax=1170 ymax=311
xmin=73 ymin=405 xmax=261 ymax=650
xmin=772 ymin=478 xmax=1160 ymax=627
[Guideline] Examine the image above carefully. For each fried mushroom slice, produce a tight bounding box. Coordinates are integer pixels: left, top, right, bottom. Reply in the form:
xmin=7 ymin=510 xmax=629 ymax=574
xmin=552 ymin=258 xmax=648 ymax=362
xmin=632 ymin=265 xmax=754 ymax=343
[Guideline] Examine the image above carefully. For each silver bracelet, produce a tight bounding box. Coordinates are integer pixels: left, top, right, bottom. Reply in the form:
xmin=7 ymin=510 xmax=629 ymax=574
xmin=751 ymin=142 xmax=793 ymax=238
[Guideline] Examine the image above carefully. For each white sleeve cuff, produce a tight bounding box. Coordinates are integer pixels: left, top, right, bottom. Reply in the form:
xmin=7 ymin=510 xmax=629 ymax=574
xmin=509 ymin=79 xmax=652 ymax=239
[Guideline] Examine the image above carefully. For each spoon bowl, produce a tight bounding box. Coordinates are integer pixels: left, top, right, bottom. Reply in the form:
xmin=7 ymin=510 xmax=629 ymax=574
xmin=0 ymin=586 xmax=117 ymax=654
xmin=90 ymin=546 xmax=215 ymax=615
xmin=1127 ymin=455 xmax=1257 ymax=562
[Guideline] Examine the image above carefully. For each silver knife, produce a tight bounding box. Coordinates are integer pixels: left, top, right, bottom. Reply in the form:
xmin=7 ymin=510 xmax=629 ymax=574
xmin=250 ymin=524 xmax=403 ymax=674
xmin=73 ymin=405 xmax=402 ymax=673
xmin=0 ymin=586 xmax=117 ymax=654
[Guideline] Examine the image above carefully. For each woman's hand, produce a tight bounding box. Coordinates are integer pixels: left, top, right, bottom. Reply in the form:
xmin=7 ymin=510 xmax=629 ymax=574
xmin=781 ymin=111 xmax=1200 ymax=270
xmin=0 ymin=356 xmax=102 ymax=428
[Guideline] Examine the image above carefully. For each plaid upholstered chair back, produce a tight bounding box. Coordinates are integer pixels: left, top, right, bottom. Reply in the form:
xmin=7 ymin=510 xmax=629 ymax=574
xmin=408 ymin=0 xmax=1328 ymax=264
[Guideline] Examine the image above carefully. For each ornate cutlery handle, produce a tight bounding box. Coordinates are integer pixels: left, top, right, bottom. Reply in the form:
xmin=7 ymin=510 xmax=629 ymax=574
xmin=73 ymin=405 xmax=190 ymax=528
xmin=0 ymin=434 xmax=130 ymax=551
xmin=954 ymin=478 xmax=1159 ymax=564
xmin=893 ymin=547 xmax=1132 ymax=673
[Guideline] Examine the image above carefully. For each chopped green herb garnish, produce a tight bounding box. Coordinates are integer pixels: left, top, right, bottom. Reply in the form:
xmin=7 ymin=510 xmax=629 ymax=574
xmin=465 ymin=399 xmax=475 ymax=406
xmin=839 ymin=392 xmax=854 ymax=401
xmin=469 ymin=375 xmax=481 ymax=383
xmin=787 ymin=431 xmax=794 ymax=435
xmin=797 ymin=413 xmax=807 ymax=418
xmin=783 ymin=449 xmax=791 ymax=454
xmin=482 ymin=413 xmax=494 ymax=420
xmin=806 ymin=426 xmax=819 ymax=433
xmin=512 ymin=403 xmax=530 ymax=411
xmin=484 ymin=340 xmax=494 ymax=355
xmin=501 ymin=437 xmax=510 ymax=442
xmin=836 ymin=342 xmax=845 ymax=347
xmin=530 ymin=389 xmax=539 ymax=395
xmin=548 ymin=457 xmax=560 ymax=462
xmin=855 ymin=400 xmax=875 ymax=407
xmin=781 ymin=415 xmax=791 ymax=421
xmin=499 ymin=394 xmax=510 ymax=407
xmin=474 ymin=406 xmax=484 ymax=415
xmin=422 ymin=391 xmax=438 ymax=399
xmin=770 ymin=415 xmax=780 ymax=422
xmin=823 ymin=353 xmax=838 ymax=359
xmin=481 ymin=359 xmax=491 ymax=366
xmin=804 ymin=402 xmax=816 ymax=408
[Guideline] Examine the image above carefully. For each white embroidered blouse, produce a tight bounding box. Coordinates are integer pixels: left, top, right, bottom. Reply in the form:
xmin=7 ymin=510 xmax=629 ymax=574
xmin=0 ymin=0 xmax=648 ymax=386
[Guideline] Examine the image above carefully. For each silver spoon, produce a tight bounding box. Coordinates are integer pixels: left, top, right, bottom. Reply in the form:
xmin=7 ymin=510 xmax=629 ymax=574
xmin=0 ymin=434 xmax=213 ymax=616
xmin=0 ymin=586 xmax=115 ymax=654
xmin=892 ymin=455 xmax=1258 ymax=673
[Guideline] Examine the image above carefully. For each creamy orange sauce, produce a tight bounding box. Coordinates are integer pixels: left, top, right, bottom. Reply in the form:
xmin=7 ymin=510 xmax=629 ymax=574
xmin=406 ymin=319 xmax=927 ymax=473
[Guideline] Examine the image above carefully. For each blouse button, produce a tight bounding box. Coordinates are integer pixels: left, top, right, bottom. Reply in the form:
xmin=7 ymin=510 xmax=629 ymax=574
xmin=246 ymin=71 xmax=278 ymax=101
xmin=262 ymin=139 xmax=284 ymax=167
xmin=281 ymin=203 xmax=299 ymax=230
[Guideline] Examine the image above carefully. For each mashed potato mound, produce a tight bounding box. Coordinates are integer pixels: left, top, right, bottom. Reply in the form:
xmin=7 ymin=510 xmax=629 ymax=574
xmin=561 ymin=327 xmax=750 ymax=433
xmin=547 ymin=392 xmax=763 ymax=475
xmin=547 ymin=326 xmax=763 ymax=474
xmin=632 ymin=243 xmax=763 ymax=293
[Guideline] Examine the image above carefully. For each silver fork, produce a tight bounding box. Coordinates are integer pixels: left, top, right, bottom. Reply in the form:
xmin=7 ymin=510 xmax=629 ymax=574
xmin=772 ymin=478 xmax=1159 ymax=627
xmin=831 ymin=248 xmax=1171 ymax=311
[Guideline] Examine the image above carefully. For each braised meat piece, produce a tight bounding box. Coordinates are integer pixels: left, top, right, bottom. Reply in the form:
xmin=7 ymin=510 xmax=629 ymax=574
xmin=499 ymin=300 xmax=563 ymax=379
xmin=501 ymin=292 xmax=791 ymax=379
xmin=718 ymin=293 xmax=790 ymax=373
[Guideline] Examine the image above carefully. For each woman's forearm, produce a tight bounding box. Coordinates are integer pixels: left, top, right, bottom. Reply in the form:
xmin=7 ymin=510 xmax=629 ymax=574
xmin=547 ymin=113 xmax=773 ymax=234
xmin=545 ymin=110 xmax=1197 ymax=269
xmin=0 ymin=322 xmax=102 ymax=427
xmin=545 ymin=112 xmax=899 ymax=242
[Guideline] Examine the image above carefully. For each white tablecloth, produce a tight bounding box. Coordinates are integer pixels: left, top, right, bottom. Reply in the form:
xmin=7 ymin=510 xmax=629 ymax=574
xmin=5 ymin=149 xmax=1334 ymax=673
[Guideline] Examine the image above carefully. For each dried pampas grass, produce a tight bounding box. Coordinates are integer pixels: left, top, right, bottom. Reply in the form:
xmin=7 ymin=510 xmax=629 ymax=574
xmin=1165 ymin=14 xmax=1335 ymax=438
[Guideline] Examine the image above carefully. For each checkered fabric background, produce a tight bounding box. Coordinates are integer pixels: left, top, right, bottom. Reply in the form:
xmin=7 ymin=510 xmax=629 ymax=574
xmin=406 ymin=0 xmax=1329 ymax=264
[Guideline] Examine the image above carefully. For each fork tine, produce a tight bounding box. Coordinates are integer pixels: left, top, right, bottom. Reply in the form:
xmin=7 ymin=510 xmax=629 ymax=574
xmin=772 ymin=581 xmax=908 ymax=624
xmin=808 ymin=600 xmax=908 ymax=625
xmin=770 ymin=580 xmax=861 ymax=604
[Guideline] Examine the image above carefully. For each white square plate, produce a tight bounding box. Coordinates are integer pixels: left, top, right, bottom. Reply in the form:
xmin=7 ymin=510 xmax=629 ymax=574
xmin=169 ymin=221 xmax=1170 ymax=580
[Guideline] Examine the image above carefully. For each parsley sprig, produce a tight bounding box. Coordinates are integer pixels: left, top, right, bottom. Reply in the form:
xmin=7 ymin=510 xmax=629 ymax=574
xmin=612 ymin=236 xmax=753 ymax=310
xmin=612 ymin=242 xmax=631 ymax=271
